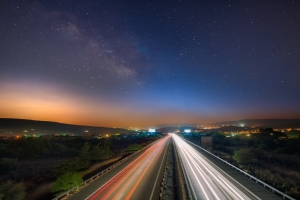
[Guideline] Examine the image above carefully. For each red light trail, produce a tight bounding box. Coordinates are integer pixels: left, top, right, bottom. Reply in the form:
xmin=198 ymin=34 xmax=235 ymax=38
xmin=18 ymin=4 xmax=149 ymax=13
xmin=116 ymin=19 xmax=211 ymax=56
xmin=86 ymin=135 xmax=170 ymax=200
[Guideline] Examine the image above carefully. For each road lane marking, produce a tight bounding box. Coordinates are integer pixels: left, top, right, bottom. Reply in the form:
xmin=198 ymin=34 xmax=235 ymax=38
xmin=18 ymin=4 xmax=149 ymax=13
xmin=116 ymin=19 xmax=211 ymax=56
xmin=85 ymin=139 xmax=163 ymax=200
xmin=125 ymin=138 xmax=169 ymax=200
xmin=137 ymin=169 xmax=142 ymax=175
xmin=113 ymin=137 xmax=170 ymax=200
xmin=175 ymin=135 xmax=260 ymax=200
xmin=117 ymin=193 xmax=123 ymax=200
xmin=149 ymin=137 xmax=170 ymax=200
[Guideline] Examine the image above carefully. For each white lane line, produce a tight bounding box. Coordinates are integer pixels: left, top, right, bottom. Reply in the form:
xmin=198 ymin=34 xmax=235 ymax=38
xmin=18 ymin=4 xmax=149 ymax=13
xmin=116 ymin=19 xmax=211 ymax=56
xmin=183 ymin=138 xmax=260 ymax=200
xmin=137 ymin=169 xmax=142 ymax=175
xmin=177 ymin=135 xmax=259 ymax=200
xmin=117 ymin=193 xmax=123 ymax=200
xmin=181 ymin=143 xmax=220 ymax=200
xmin=178 ymin=140 xmax=210 ymax=200
xmin=84 ymin=140 xmax=161 ymax=200
xmin=181 ymin=137 xmax=242 ymax=199
xmin=149 ymin=137 xmax=170 ymax=200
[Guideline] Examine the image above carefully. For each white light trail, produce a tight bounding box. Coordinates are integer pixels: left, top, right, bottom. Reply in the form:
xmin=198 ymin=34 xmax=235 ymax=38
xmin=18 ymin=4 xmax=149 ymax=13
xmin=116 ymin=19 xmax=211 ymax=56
xmin=172 ymin=134 xmax=260 ymax=200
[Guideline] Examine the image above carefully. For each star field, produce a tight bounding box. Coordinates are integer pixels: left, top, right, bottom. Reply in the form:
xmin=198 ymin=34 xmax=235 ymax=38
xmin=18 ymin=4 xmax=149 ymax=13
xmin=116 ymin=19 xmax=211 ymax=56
xmin=1 ymin=0 xmax=300 ymax=127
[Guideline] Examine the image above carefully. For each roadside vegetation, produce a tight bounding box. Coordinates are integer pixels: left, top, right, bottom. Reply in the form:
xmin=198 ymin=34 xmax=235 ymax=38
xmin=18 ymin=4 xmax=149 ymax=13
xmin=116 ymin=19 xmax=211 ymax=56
xmin=183 ymin=129 xmax=300 ymax=199
xmin=0 ymin=132 xmax=162 ymax=199
xmin=0 ymin=180 xmax=25 ymax=200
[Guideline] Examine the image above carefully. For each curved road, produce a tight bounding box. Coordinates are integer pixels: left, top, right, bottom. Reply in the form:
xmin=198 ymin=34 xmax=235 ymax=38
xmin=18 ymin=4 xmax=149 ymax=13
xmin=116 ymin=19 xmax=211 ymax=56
xmin=68 ymin=135 xmax=170 ymax=200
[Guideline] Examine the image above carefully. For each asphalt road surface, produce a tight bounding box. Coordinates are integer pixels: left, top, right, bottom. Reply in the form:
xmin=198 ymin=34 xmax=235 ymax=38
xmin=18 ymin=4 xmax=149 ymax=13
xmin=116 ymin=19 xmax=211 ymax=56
xmin=68 ymin=135 xmax=170 ymax=200
xmin=172 ymin=134 xmax=281 ymax=200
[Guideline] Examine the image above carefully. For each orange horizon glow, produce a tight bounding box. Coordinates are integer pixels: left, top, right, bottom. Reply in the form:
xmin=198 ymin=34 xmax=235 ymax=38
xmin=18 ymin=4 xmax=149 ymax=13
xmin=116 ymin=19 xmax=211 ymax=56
xmin=1 ymin=81 xmax=299 ymax=128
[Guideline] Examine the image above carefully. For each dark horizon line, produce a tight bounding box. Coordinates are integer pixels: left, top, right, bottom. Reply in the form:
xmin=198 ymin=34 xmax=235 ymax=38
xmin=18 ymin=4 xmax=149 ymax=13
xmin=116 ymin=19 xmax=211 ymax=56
xmin=1 ymin=117 xmax=300 ymax=129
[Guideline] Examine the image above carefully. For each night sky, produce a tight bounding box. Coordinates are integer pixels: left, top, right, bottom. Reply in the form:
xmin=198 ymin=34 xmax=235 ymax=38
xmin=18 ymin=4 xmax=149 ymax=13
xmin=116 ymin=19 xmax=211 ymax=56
xmin=1 ymin=0 xmax=300 ymax=128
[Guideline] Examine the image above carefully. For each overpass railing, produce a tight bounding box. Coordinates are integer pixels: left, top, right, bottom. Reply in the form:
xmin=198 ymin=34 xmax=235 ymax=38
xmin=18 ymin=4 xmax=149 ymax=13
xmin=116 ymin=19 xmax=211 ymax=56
xmin=182 ymin=137 xmax=296 ymax=200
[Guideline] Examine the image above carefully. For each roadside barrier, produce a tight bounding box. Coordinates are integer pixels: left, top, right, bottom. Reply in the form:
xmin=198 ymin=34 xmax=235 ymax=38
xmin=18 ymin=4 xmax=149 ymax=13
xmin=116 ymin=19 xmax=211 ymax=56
xmin=52 ymin=140 xmax=159 ymax=200
xmin=182 ymin=137 xmax=296 ymax=200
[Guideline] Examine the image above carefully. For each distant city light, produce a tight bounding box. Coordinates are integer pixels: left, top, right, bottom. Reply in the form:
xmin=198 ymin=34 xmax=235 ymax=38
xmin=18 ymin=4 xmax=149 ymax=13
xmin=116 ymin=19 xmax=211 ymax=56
xmin=149 ymin=129 xmax=155 ymax=132
xmin=184 ymin=129 xmax=191 ymax=133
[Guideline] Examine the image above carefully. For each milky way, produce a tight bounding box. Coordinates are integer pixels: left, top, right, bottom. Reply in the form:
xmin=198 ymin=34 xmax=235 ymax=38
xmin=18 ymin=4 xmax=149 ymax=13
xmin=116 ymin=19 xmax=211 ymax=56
xmin=1 ymin=1 xmax=300 ymax=127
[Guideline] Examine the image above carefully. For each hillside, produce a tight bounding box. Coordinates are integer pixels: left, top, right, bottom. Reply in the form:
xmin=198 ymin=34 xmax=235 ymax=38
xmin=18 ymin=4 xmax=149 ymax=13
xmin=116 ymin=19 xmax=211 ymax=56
xmin=209 ymin=119 xmax=300 ymax=128
xmin=0 ymin=118 xmax=128 ymax=136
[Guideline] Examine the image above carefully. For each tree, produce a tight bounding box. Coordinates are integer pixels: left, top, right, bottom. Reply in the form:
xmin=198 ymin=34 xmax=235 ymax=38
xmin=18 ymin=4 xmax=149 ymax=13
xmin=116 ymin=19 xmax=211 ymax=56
xmin=127 ymin=143 xmax=142 ymax=151
xmin=100 ymin=144 xmax=112 ymax=160
xmin=286 ymin=130 xmax=300 ymax=139
xmin=0 ymin=158 xmax=18 ymax=173
xmin=91 ymin=143 xmax=112 ymax=161
xmin=51 ymin=173 xmax=83 ymax=195
xmin=51 ymin=143 xmax=67 ymax=157
xmin=233 ymin=148 xmax=255 ymax=164
xmin=91 ymin=145 xmax=105 ymax=162
xmin=52 ymin=157 xmax=90 ymax=175
xmin=79 ymin=142 xmax=91 ymax=161
xmin=7 ymin=137 xmax=48 ymax=158
xmin=0 ymin=180 xmax=26 ymax=200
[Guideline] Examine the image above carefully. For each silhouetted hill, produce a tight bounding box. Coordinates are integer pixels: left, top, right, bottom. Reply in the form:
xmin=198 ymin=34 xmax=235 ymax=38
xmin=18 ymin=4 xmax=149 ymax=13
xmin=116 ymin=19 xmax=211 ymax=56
xmin=217 ymin=125 xmax=252 ymax=131
xmin=210 ymin=119 xmax=300 ymax=128
xmin=158 ymin=119 xmax=300 ymax=133
xmin=0 ymin=118 xmax=128 ymax=136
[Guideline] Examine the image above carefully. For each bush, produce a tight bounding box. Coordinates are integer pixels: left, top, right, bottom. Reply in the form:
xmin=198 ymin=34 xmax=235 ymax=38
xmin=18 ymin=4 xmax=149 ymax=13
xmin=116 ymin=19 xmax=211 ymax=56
xmin=127 ymin=143 xmax=142 ymax=151
xmin=233 ymin=148 xmax=255 ymax=164
xmin=52 ymin=158 xmax=90 ymax=175
xmin=0 ymin=158 xmax=17 ymax=172
xmin=51 ymin=173 xmax=83 ymax=195
xmin=0 ymin=180 xmax=26 ymax=200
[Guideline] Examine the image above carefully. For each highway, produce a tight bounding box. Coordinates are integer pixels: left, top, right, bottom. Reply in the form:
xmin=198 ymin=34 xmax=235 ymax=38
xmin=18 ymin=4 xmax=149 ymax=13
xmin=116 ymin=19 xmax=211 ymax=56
xmin=172 ymin=134 xmax=262 ymax=200
xmin=68 ymin=135 xmax=170 ymax=200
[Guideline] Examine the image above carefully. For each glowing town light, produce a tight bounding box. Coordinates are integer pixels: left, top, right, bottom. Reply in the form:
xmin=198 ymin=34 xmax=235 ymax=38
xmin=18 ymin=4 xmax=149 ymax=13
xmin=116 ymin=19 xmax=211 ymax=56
xmin=184 ymin=129 xmax=191 ymax=133
xmin=149 ymin=129 xmax=156 ymax=133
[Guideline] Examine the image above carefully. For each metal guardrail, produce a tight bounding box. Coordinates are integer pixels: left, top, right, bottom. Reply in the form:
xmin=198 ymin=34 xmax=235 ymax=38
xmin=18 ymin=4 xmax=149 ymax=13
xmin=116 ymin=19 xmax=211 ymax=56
xmin=182 ymin=137 xmax=296 ymax=200
xmin=52 ymin=141 xmax=157 ymax=200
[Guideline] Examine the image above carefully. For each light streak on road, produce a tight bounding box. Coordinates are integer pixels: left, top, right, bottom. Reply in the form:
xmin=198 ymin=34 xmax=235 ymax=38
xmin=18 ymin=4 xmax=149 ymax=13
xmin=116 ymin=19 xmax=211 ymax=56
xmin=172 ymin=134 xmax=260 ymax=200
xmin=85 ymin=135 xmax=170 ymax=200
